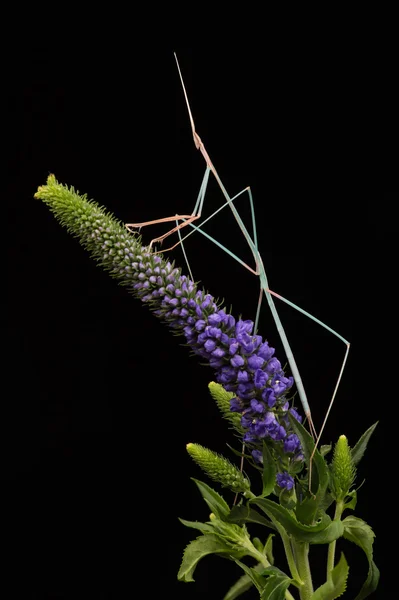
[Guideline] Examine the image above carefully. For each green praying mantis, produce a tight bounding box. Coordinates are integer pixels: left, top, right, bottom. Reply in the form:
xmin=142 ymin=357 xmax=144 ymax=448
xmin=126 ymin=54 xmax=350 ymax=471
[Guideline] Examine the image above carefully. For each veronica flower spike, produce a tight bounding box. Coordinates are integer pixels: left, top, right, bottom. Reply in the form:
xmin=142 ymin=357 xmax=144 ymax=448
xmin=35 ymin=176 xmax=379 ymax=600
xmin=35 ymin=55 xmax=379 ymax=599
xmin=126 ymin=54 xmax=350 ymax=458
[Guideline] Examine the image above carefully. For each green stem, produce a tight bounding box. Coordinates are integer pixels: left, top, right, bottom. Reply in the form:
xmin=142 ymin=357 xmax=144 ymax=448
xmin=292 ymin=541 xmax=313 ymax=600
xmin=275 ymin=522 xmax=302 ymax=585
xmin=326 ymin=500 xmax=344 ymax=578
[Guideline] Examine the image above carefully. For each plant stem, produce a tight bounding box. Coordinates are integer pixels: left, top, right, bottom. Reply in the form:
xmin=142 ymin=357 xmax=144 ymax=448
xmin=276 ymin=523 xmax=302 ymax=585
xmin=326 ymin=500 xmax=344 ymax=578
xmin=292 ymin=541 xmax=313 ymax=600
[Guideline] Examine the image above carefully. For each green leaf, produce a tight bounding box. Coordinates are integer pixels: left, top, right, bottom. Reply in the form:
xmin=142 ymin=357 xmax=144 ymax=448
xmin=288 ymin=414 xmax=329 ymax=524
xmin=178 ymin=534 xmax=245 ymax=582
xmin=223 ymin=563 xmax=265 ymax=600
xmin=262 ymin=441 xmax=277 ymax=497
xmin=251 ymin=497 xmax=344 ymax=544
xmin=233 ymin=560 xmax=266 ymax=593
xmin=343 ymin=490 xmax=357 ymax=512
xmin=279 ymin=487 xmax=296 ymax=510
xmin=320 ymin=444 xmax=332 ymax=457
xmin=192 ymin=478 xmax=230 ymax=519
xmin=178 ymin=518 xmax=215 ymax=534
xmin=351 ymin=422 xmax=378 ymax=466
xmin=260 ymin=570 xmax=293 ymax=600
xmin=264 ymin=533 xmax=275 ymax=565
xmin=252 ymin=537 xmax=264 ymax=553
xmin=227 ymin=503 xmax=276 ymax=530
xmin=310 ymin=553 xmax=349 ymax=599
xmin=319 ymin=491 xmax=335 ymax=513
xmin=342 ymin=516 xmax=380 ymax=599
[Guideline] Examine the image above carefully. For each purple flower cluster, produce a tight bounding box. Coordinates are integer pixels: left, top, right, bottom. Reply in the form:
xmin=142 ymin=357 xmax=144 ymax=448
xmin=128 ymin=251 xmax=303 ymax=466
xmin=36 ymin=176 xmax=303 ymax=488
xmin=276 ymin=471 xmax=295 ymax=491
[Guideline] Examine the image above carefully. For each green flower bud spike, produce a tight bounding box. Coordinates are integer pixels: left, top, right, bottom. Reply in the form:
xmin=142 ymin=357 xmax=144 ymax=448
xmin=186 ymin=443 xmax=250 ymax=493
xmin=208 ymin=382 xmax=243 ymax=434
xmin=330 ymin=434 xmax=357 ymax=502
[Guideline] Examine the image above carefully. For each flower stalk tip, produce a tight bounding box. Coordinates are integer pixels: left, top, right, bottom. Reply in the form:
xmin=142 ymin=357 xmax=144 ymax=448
xmin=330 ymin=434 xmax=356 ymax=502
xmin=186 ymin=443 xmax=250 ymax=493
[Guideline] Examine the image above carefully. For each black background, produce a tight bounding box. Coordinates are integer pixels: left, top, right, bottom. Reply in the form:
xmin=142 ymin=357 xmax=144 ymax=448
xmin=6 ymin=43 xmax=395 ymax=599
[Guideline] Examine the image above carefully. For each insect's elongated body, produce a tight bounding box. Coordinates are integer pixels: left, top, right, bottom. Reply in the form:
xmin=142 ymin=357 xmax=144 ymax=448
xmin=126 ymin=55 xmax=350 ymax=457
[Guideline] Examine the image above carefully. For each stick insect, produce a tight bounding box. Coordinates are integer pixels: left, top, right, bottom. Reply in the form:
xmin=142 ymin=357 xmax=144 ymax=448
xmin=126 ymin=54 xmax=350 ymax=480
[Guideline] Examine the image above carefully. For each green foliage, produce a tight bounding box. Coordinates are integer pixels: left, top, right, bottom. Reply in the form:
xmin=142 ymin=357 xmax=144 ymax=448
xmin=223 ymin=563 xmax=265 ymax=600
xmin=288 ymin=414 xmax=329 ymax=525
xmin=311 ymin=553 xmax=349 ymax=599
xmin=261 ymin=440 xmax=277 ymax=498
xmin=343 ymin=516 xmax=380 ymax=599
xmin=259 ymin=567 xmax=293 ymax=600
xmin=351 ymin=422 xmax=379 ymax=467
xmin=250 ymin=497 xmax=344 ymax=545
xmin=178 ymin=534 xmax=247 ymax=582
xmin=191 ymin=478 xmax=230 ymax=519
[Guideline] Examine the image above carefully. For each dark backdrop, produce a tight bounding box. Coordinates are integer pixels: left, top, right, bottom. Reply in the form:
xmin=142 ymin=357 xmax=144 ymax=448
xmin=6 ymin=45 xmax=395 ymax=599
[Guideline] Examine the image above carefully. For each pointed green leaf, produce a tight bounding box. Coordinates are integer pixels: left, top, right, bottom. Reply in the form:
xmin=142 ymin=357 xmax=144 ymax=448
xmin=288 ymin=414 xmax=329 ymax=524
xmin=262 ymin=440 xmax=277 ymax=497
xmin=264 ymin=533 xmax=275 ymax=565
xmin=260 ymin=570 xmax=293 ymax=600
xmin=343 ymin=490 xmax=357 ymax=512
xmin=233 ymin=560 xmax=266 ymax=593
xmin=252 ymin=537 xmax=264 ymax=553
xmin=251 ymin=497 xmax=344 ymax=544
xmin=178 ymin=518 xmax=215 ymax=534
xmin=319 ymin=491 xmax=335 ymax=513
xmin=223 ymin=563 xmax=265 ymax=600
xmin=320 ymin=444 xmax=332 ymax=457
xmin=351 ymin=422 xmax=378 ymax=466
xmin=310 ymin=553 xmax=349 ymax=599
xmin=178 ymin=534 xmax=245 ymax=582
xmin=192 ymin=478 xmax=230 ymax=519
xmin=342 ymin=516 xmax=380 ymax=599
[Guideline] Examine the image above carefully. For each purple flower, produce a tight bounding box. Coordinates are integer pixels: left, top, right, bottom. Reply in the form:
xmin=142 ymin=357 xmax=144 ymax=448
xmin=262 ymin=388 xmax=276 ymax=408
xmin=290 ymin=407 xmax=303 ymax=423
xmin=247 ymin=355 xmax=264 ymax=370
xmin=254 ymin=369 xmax=267 ymax=389
xmin=217 ymin=366 xmax=236 ymax=384
xmin=265 ymin=357 xmax=282 ymax=375
xmin=231 ymin=355 xmax=245 ymax=368
xmin=258 ymin=342 xmax=275 ymax=361
xmin=230 ymin=397 xmax=242 ymax=412
xmin=241 ymin=413 xmax=254 ymax=429
xmin=269 ymin=424 xmax=287 ymax=441
xmin=237 ymin=370 xmax=250 ymax=383
xmin=236 ymin=320 xmax=253 ymax=336
xmin=251 ymin=449 xmax=263 ymax=464
xmin=276 ymin=472 xmax=295 ymax=491
xmin=250 ymin=399 xmax=266 ymax=414
xmin=284 ymin=434 xmax=301 ymax=453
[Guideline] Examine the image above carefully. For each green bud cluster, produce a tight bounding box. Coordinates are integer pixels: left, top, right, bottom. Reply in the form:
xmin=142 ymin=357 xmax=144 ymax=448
xmin=186 ymin=443 xmax=250 ymax=493
xmin=330 ymin=435 xmax=356 ymax=502
xmin=208 ymin=382 xmax=243 ymax=434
